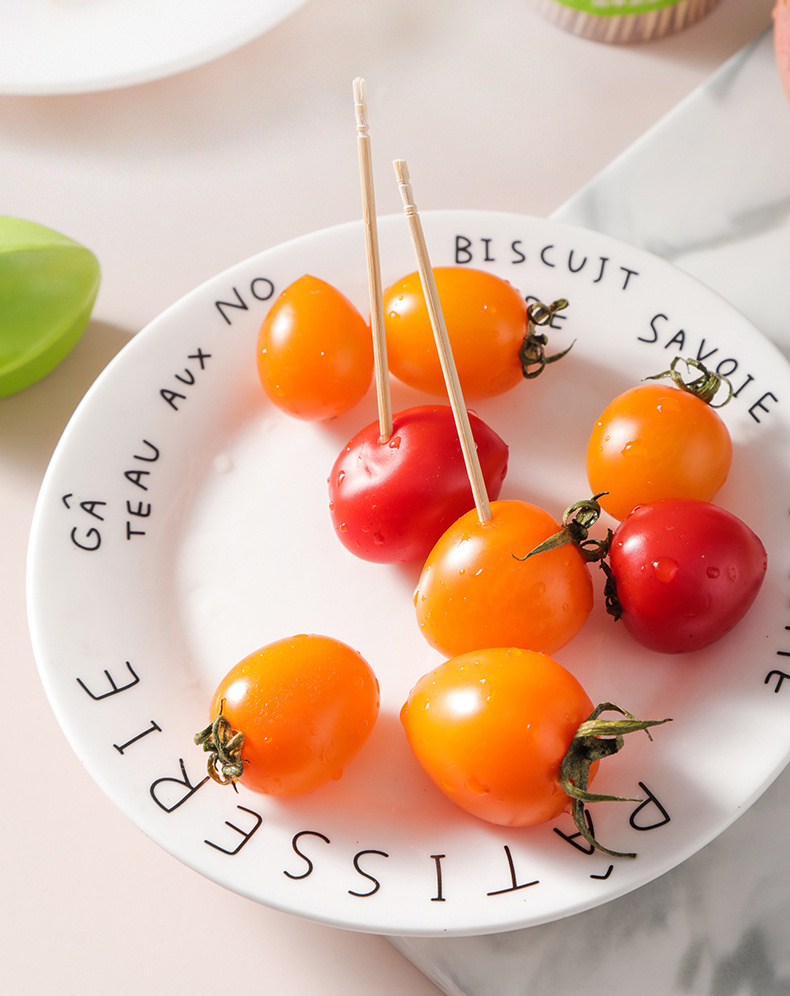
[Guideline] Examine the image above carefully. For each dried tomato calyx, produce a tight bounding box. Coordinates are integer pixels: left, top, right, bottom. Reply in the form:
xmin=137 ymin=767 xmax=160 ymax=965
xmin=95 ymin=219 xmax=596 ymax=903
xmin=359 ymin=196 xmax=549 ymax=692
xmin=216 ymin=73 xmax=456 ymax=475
xmin=559 ymin=703 xmax=672 ymax=859
xmin=599 ymin=558 xmax=622 ymax=620
xmin=513 ymin=494 xmax=611 ymax=564
xmin=519 ymin=298 xmax=573 ymax=379
xmin=194 ymin=699 xmax=246 ymax=789
xmin=645 ymin=355 xmax=733 ymax=408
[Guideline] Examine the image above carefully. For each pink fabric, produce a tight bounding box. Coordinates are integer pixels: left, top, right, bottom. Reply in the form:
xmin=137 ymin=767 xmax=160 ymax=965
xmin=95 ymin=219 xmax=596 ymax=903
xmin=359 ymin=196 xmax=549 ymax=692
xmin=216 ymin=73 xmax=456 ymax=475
xmin=775 ymin=0 xmax=790 ymax=101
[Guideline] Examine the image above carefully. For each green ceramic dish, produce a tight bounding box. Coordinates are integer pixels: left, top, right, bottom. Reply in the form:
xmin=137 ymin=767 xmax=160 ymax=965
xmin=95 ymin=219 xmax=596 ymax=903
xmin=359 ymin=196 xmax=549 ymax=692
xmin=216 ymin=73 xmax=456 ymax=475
xmin=0 ymin=216 xmax=100 ymax=397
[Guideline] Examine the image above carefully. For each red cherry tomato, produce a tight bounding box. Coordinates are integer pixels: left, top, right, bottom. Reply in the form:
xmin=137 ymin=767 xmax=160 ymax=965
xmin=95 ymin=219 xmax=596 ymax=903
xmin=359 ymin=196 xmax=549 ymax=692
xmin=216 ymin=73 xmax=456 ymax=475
xmin=414 ymin=499 xmax=594 ymax=657
xmin=606 ymin=499 xmax=767 ymax=653
xmin=328 ymin=405 xmax=509 ymax=563
xmin=383 ymin=267 xmax=531 ymax=399
xmin=401 ymin=647 xmax=597 ymax=827
xmin=197 ymin=634 xmax=380 ymax=796
xmin=587 ymin=375 xmax=732 ymax=521
xmin=256 ymin=275 xmax=373 ymax=420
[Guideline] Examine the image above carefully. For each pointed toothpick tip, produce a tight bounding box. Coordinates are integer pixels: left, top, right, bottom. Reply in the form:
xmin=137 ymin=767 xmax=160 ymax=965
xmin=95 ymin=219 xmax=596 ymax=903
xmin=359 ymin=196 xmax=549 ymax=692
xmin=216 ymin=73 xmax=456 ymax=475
xmin=353 ymin=76 xmax=391 ymax=440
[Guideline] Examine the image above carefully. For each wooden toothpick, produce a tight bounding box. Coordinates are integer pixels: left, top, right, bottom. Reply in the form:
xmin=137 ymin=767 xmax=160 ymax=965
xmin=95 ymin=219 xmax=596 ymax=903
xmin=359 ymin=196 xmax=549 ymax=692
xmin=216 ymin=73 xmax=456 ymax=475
xmin=353 ymin=77 xmax=392 ymax=443
xmin=393 ymin=158 xmax=492 ymax=525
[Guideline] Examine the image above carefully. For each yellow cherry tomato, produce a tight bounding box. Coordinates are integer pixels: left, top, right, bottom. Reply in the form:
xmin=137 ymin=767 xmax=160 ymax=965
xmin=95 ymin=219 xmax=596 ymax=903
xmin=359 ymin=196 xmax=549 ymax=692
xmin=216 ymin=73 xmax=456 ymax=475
xmin=256 ymin=275 xmax=373 ymax=420
xmin=383 ymin=267 xmax=529 ymax=398
xmin=199 ymin=634 xmax=380 ymax=796
xmin=587 ymin=380 xmax=732 ymax=521
xmin=414 ymin=499 xmax=594 ymax=657
xmin=401 ymin=647 xmax=596 ymax=827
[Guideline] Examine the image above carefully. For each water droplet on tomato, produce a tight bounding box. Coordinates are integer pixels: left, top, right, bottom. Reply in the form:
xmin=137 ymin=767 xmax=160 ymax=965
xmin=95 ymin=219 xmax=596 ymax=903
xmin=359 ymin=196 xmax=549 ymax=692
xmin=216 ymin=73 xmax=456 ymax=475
xmin=652 ymin=557 xmax=679 ymax=583
xmin=656 ymin=395 xmax=682 ymax=414
xmin=621 ymin=439 xmax=645 ymax=457
xmin=388 ymin=435 xmax=401 ymax=449
xmin=339 ymin=522 xmax=348 ymax=533
xmin=336 ymin=469 xmax=346 ymax=484
xmin=465 ymin=776 xmax=490 ymax=795
xmin=706 ymin=566 xmax=720 ymax=579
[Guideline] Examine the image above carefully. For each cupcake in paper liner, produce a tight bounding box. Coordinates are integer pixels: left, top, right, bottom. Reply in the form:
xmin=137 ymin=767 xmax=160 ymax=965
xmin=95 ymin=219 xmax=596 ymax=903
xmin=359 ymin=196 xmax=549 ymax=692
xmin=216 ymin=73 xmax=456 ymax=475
xmin=530 ymin=0 xmax=722 ymax=43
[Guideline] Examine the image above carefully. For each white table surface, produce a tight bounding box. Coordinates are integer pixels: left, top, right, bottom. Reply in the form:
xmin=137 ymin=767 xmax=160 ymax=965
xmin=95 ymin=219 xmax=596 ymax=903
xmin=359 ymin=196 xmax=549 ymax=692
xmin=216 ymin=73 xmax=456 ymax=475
xmin=1 ymin=1 xmax=780 ymax=993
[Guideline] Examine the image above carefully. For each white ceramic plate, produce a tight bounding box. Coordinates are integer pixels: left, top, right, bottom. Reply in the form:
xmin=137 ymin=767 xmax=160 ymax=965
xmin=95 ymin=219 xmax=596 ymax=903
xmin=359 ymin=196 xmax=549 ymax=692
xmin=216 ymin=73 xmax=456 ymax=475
xmin=27 ymin=211 xmax=790 ymax=937
xmin=0 ymin=0 xmax=307 ymax=95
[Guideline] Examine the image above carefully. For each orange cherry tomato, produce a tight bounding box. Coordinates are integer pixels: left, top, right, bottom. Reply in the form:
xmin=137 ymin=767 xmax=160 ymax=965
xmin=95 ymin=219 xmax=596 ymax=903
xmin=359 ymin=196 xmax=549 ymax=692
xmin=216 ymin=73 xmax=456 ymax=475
xmin=382 ymin=267 xmax=529 ymax=398
xmin=414 ymin=499 xmax=594 ymax=657
xmin=401 ymin=647 xmax=597 ymax=827
xmin=256 ymin=275 xmax=373 ymax=420
xmin=199 ymin=634 xmax=380 ymax=796
xmin=587 ymin=380 xmax=732 ymax=521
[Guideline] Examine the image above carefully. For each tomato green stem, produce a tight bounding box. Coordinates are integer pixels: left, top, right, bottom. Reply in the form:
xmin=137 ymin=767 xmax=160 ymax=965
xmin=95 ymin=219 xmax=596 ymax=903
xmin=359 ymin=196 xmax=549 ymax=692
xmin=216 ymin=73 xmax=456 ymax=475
xmin=194 ymin=699 xmax=246 ymax=789
xmin=513 ymin=493 xmax=611 ymax=564
xmin=519 ymin=298 xmax=573 ymax=379
xmin=559 ymin=703 xmax=672 ymax=858
xmin=512 ymin=493 xmax=629 ymax=617
xmin=645 ymin=356 xmax=733 ymax=408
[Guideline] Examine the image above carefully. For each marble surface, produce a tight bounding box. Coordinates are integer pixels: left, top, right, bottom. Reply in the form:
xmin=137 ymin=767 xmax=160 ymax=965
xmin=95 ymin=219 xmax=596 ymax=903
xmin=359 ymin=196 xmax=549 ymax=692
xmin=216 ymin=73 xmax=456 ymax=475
xmin=1 ymin=2 xmax=783 ymax=994
xmin=393 ymin=30 xmax=790 ymax=996
xmin=556 ymin=30 xmax=790 ymax=354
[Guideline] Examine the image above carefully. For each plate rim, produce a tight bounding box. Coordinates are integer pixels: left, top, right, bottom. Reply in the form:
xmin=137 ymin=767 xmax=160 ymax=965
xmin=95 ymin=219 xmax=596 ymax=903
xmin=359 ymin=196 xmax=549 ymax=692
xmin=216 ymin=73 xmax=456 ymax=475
xmin=0 ymin=0 xmax=309 ymax=95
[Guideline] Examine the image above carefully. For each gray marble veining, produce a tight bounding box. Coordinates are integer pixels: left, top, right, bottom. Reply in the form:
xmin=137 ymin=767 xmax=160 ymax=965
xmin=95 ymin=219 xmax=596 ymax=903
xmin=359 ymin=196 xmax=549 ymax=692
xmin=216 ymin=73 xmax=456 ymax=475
xmin=395 ymin=768 xmax=790 ymax=994
xmin=555 ymin=30 xmax=790 ymax=355
xmin=392 ymin=29 xmax=790 ymax=996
